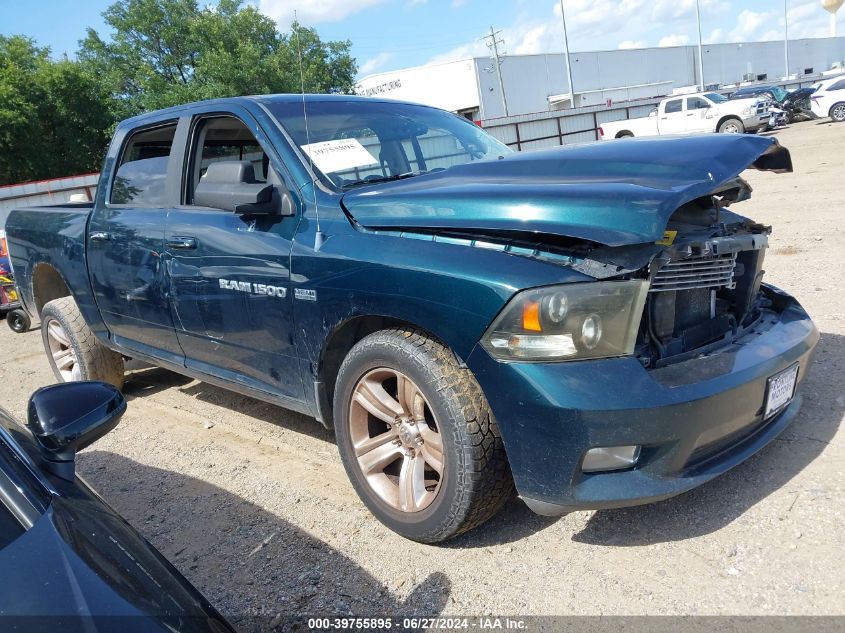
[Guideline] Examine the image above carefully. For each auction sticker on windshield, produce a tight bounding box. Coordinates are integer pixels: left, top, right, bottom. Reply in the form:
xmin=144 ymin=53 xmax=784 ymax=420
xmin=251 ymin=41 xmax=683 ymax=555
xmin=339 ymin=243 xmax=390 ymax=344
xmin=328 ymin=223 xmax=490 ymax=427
xmin=764 ymin=363 xmax=799 ymax=419
xmin=302 ymin=139 xmax=378 ymax=174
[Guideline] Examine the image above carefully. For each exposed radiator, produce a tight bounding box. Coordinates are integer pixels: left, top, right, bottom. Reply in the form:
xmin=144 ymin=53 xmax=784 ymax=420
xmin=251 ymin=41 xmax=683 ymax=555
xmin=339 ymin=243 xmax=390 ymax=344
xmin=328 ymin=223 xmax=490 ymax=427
xmin=650 ymin=253 xmax=737 ymax=293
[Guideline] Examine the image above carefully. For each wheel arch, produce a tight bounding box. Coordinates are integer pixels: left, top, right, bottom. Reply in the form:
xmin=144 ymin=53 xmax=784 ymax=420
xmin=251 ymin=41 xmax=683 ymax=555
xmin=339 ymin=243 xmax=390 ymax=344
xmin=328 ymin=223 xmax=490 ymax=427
xmin=716 ymin=115 xmax=742 ymax=131
xmin=315 ymin=314 xmax=460 ymax=429
xmin=615 ymin=130 xmax=634 ymax=138
xmin=31 ymin=262 xmax=72 ymax=316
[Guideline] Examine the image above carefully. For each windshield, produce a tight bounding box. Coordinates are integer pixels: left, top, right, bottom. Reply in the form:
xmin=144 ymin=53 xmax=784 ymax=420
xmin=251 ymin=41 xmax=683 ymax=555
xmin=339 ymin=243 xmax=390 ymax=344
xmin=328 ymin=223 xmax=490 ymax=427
xmin=704 ymin=93 xmax=728 ymax=103
xmin=770 ymin=87 xmax=788 ymax=101
xmin=266 ymin=99 xmax=512 ymax=189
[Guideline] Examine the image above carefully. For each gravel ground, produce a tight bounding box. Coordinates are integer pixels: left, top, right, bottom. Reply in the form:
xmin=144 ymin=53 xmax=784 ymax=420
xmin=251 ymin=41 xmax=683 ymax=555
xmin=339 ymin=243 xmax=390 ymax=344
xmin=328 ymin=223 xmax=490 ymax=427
xmin=1 ymin=120 xmax=843 ymax=624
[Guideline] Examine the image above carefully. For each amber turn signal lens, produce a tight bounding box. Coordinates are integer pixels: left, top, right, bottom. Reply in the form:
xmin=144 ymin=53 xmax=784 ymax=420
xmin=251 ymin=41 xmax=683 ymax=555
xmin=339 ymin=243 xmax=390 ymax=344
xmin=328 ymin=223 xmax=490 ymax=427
xmin=522 ymin=301 xmax=542 ymax=332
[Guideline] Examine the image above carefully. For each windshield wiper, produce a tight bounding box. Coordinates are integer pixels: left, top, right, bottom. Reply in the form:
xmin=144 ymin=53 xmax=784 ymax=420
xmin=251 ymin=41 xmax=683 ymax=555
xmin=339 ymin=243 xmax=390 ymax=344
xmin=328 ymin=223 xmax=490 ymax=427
xmin=342 ymin=170 xmax=427 ymax=189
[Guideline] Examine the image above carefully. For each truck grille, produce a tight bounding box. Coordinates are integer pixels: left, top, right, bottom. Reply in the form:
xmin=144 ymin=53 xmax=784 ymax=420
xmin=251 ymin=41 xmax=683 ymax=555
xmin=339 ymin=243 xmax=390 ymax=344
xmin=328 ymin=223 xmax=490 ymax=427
xmin=650 ymin=253 xmax=737 ymax=293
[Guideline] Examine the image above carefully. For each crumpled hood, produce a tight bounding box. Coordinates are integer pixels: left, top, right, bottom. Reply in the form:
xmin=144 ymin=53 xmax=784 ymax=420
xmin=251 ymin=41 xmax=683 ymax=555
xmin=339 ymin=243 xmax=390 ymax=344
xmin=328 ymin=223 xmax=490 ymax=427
xmin=342 ymin=134 xmax=791 ymax=247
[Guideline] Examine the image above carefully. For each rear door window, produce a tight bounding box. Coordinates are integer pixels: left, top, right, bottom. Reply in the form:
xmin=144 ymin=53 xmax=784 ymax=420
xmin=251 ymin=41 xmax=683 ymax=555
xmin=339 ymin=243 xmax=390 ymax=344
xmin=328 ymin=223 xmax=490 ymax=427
xmin=110 ymin=123 xmax=178 ymax=206
xmin=828 ymin=79 xmax=845 ymax=91
xmin=664 ymin=99 xmax=683 ymax=114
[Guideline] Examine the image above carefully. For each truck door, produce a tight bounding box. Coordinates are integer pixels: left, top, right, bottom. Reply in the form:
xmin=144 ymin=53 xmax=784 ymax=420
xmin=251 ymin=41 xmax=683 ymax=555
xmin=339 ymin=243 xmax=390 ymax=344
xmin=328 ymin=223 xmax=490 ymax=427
xmin=685 ymin=97 xmax=713 ymax=133
xmin=165 ymin=110 xmax=304 ymax=401
xmin=657 ymin=98 xmax=687 ymax=135
xmin=87 ymin=121 xmax=185 ymax=365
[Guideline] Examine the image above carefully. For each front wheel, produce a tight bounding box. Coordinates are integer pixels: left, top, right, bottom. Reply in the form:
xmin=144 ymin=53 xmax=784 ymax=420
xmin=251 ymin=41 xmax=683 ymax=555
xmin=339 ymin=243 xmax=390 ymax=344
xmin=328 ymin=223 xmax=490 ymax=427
xmin=831 ymin=103 xmax=845 ymax=123
xmin=333 ymin=329 xmax=514 ymax=543
xmin=718 ymin=118 xmax=745 ymax=134
xmin=41 ymin=297 xmax=124 ymax=389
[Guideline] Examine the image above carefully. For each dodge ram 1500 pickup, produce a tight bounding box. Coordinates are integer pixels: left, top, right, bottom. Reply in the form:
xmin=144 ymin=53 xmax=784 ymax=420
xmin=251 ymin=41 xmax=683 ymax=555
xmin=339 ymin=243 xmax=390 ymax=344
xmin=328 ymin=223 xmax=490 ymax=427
xmin=5 ymin=95 xmax=818 ymax=543
xmin=600 ymin=91 xmax=771 ymax=138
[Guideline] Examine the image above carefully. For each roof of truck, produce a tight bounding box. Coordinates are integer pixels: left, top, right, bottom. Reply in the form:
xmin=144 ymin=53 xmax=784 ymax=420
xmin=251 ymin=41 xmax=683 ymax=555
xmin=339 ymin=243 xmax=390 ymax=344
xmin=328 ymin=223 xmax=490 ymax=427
xmin=120 ymin=94 xmax=429 ymax=127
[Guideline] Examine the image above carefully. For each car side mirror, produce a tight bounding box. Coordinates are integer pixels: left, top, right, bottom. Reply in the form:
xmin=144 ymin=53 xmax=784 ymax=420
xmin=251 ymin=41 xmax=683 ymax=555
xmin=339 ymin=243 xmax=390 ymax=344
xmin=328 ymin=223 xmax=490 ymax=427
xmin=194 ymin=160 xmax=295 ymax=216
xmin=26 ymin=382 xmax=126 ymax=481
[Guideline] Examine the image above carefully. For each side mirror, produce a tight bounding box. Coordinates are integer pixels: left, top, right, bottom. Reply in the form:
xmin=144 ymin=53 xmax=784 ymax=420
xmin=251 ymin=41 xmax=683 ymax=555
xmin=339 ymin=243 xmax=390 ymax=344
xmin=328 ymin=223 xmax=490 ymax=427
xmin=194 ymin=160 xmax=295 ymax=216
xmin=26 ymin=382 xmax=126 ymax=481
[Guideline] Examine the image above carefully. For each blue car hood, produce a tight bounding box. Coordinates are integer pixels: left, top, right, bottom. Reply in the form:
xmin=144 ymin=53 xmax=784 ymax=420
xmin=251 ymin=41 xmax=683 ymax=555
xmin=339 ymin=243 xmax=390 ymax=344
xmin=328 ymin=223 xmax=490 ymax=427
xmin=341 ymin=134 xmax=791 ymax=247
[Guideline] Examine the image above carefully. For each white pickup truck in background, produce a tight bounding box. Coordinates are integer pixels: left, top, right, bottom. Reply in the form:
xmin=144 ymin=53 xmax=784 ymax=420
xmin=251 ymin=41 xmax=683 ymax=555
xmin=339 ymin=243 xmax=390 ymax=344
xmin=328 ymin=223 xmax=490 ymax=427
xmin=600 ymin=92 xmax=771 ymax=139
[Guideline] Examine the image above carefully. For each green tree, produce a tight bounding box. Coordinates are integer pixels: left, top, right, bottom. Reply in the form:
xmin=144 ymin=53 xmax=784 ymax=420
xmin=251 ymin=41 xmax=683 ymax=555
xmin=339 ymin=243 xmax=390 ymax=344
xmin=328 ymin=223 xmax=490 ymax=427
xmin=0 ymin=35 xmax=115 ymax=185
xmin=79 ymin=0 xmax=358 ymax=115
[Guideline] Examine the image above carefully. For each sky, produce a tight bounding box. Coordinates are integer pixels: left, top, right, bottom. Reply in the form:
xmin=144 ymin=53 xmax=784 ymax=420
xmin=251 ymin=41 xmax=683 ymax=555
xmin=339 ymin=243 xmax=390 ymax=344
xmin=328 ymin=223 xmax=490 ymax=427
xmin=2 ymin=0 xmax=843 ymax=78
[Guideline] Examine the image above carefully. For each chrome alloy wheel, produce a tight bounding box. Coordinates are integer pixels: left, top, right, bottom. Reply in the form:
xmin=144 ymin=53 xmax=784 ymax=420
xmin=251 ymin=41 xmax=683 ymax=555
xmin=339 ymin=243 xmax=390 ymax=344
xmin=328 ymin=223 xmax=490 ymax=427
xmin=723 ymin=121 xmax=741 ymax=133
xmin=46 ymin=318 xmax=81 ymax=381
xmin=832 ymin=104 xmax=845 ymax=122
xmin=349 ymin=368 xmax=444 ymax=513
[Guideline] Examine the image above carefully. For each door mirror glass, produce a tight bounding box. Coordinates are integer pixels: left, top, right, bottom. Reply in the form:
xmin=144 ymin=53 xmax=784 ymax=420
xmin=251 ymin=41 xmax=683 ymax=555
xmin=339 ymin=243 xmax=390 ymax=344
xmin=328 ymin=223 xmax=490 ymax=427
xmin=194 ymin=160 xmax=293 ymax=216
xmin=26 ymin=382 xmax=126 ymax=480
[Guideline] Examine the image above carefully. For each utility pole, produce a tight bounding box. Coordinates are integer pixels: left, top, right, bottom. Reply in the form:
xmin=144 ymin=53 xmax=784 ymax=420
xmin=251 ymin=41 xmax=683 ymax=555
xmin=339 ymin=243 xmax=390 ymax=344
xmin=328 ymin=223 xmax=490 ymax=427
xmin=558 ymin=0 xmax=575 ymax=108
xmin=483 ymin=26 xmax=509 ymax=117
xmin=695 ymin=0 xmax=705 ymax=89
xmin=783 ymin=0 xmax=790 ymax=79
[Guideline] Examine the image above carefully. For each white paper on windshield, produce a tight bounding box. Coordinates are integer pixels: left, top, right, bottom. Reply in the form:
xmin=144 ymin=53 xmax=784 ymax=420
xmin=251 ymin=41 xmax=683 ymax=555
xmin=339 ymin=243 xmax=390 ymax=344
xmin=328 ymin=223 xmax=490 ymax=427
xmin=301 ymin=138 xmax=378 ymax=173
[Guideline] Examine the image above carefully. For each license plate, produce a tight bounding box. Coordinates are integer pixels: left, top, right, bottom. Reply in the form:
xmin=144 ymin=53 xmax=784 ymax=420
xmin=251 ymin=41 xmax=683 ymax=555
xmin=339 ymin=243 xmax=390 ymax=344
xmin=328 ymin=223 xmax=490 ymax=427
xmin=764 ymin=364 xmax=799 ymax=419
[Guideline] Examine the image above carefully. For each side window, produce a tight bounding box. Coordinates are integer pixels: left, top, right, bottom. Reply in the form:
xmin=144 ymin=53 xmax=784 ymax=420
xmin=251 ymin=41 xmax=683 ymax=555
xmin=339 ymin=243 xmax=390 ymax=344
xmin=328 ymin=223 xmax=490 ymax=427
xmin=687 ymin=98 xmax=710 ymax=110
xmin=188 ymin=116 xmax=273 ymax=205
xmin=110 ymin=123 xmax=177 ymax=206
xmin=828 ymin=80 xmax=845 ymax=91
xmin=664 ymin=99 xmax=683 ymax=114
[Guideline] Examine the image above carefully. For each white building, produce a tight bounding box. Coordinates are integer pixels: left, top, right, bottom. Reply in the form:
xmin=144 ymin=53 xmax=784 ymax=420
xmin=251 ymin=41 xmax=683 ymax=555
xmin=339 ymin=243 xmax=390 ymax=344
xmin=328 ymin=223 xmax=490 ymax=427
xmin=356 ymin=36 xmax=845 ymax=120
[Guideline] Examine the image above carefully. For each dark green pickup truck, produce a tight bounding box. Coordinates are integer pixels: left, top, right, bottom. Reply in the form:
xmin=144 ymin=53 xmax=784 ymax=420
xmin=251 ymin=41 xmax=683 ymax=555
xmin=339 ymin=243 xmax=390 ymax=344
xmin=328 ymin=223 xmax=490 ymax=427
xmin=5 ymin=95 xmax=818 ymax=542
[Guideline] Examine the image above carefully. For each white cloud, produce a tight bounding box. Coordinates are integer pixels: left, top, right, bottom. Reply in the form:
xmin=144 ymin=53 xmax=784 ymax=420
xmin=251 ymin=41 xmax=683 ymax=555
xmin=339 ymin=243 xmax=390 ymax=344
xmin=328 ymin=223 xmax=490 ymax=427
xmin=257 ymin=0 xmax=385 ymax=25
xmin=359 ymin=52 xmax=394 ymax=75
xmin=425 ymin=0 xmax=844 ymax=67
xmin=658 ymin=34 xmax=690 ymax=47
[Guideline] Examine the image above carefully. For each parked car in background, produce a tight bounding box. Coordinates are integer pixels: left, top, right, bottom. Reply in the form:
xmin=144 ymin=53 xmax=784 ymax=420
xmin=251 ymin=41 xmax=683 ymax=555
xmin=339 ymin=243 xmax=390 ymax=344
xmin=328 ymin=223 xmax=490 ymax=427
xmin=6 ymin=95 xmax=817 ymax=543
xmin=782 ymin=87 xmax=818 ymax=122
xmin=0 ymin=381 xmax=236 ymax=631
xmin=810 ymin=76 xmax=845 ymax=122
xmin=600 ymin=92 xmax=770 ymax=138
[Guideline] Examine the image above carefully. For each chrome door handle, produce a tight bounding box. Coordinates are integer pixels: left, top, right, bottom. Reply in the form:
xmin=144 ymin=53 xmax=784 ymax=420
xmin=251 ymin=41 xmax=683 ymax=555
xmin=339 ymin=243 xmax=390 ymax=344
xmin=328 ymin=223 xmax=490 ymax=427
xmin=89 ymin=231 xmax=111 ymax=242
xmin=166 ymin=237 xmax=198 ymax=249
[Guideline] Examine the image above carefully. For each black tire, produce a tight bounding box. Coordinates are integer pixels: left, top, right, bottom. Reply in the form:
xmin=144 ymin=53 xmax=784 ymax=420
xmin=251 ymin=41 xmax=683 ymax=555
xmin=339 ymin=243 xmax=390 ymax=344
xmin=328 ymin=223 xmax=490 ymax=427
xmin=7 ymin=308 xmax=31 ymax=333
xmin=333 ymin=328 xmax=514 ymax=543
xmin=41 ymin=297 xmax=124 ymax=389
xmin=617 ymin=131 xmax=634 ymax=138
xmin=830 ymin=103 xmax=845 ymax=123
xmin=718 ymin=117 xmax=745 ymax=133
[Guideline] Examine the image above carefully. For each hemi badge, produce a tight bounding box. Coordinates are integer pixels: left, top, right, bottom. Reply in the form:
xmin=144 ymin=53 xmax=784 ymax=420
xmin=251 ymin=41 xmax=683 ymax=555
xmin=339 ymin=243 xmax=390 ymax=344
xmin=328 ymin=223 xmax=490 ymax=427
xmin=295 ymin=288 xmax=317 ymax=301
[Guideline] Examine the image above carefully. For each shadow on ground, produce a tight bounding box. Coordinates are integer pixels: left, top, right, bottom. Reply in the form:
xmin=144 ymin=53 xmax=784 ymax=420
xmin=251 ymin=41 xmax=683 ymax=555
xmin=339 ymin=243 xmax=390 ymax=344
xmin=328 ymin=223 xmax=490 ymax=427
xmin=118 ymin=332 xmax=841 ymax=550
xmin=122 ymin=366 xmax=333 ymax=443
xmin=572 ymin=331 xmax=842 ymax=546
xmin=78 ymin=451 xmax=450 ymax=630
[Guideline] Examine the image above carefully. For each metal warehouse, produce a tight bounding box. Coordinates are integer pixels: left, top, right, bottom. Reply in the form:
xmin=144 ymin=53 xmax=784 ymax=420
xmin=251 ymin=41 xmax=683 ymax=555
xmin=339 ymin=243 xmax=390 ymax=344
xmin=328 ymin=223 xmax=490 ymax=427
xmin=356 ymin=36 xmax=845 ymax=120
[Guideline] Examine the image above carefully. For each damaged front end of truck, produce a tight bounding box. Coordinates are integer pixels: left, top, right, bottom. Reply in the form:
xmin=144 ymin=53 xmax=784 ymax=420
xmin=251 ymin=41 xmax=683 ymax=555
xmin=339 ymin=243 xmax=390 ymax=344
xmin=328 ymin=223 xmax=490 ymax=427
xmin=342 ymin=133 xmax=794 ymax=370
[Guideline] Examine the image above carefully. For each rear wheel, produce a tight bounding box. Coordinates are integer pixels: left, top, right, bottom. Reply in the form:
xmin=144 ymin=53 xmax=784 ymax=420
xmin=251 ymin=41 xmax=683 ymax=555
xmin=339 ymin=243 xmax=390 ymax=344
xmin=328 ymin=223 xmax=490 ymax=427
xmin=831 ymin=103 xmax=845 ymax=123
xmin=333 ymin=328 xmax=513 ymax=543
xmin=7 ymin=309 xmax=31 ymax=333
xmin=41 ymin=297 xmax=124 ymax=389
xmin=718 ymin=118 xmax=745 ymax=134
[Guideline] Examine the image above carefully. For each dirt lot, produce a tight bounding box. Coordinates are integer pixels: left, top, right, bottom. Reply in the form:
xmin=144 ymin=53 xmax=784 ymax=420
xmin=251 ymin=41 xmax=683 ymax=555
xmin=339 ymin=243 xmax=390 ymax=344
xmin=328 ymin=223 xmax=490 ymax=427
xmin=1 ymin=120 xmax=843 ymax=624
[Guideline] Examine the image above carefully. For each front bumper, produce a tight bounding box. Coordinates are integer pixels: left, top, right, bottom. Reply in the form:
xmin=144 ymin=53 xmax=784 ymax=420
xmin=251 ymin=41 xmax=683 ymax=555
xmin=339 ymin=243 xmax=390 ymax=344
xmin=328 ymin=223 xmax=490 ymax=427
xmin=743 ymin=114 xmax=771 ymax=131
xmin=466 ymin=285 xmax=819 ymax=515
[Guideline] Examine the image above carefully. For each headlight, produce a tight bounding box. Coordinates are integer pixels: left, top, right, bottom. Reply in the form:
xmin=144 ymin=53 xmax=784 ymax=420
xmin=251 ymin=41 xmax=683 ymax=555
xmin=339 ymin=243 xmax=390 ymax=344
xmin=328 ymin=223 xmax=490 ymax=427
xmin=742 ymin=105 xmax=756 ymax=115
xmin=481 ymin=280 xmax=649 ymax=361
